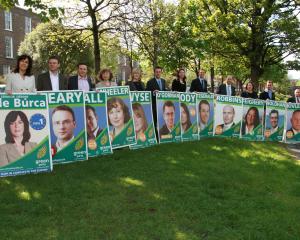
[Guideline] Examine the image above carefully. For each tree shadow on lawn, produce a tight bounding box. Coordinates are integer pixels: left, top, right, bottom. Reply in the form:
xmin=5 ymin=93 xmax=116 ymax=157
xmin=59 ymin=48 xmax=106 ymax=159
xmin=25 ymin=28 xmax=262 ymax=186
xmin=0 ymin=138 xmax=300 ymax=240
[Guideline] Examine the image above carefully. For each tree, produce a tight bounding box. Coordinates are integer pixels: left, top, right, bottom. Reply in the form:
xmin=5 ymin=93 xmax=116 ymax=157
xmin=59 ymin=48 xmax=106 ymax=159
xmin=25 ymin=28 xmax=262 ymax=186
xmin=18 ymin=23 xmax=94 ymax=75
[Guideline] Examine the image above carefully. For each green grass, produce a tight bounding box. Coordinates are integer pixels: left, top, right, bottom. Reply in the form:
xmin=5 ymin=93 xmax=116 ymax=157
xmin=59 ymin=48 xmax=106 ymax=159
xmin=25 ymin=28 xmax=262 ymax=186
xmin=1 ymin=138 xmax=300 ymax=240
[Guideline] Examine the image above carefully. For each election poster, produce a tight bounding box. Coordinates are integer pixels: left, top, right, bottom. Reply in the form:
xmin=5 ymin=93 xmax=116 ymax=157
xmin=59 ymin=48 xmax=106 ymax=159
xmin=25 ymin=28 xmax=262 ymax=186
xmin=84 ymin=92 xmax=113 ymax=157
xmin=43 ymin=91 xmax=88 ymax=164
xmin=197 ymin=93 xmax=214 ymax=137
xmin=241 ymin=98 xmax=265 ymax=141
xmin=214 ymin=95 xmax=243 ymax=137
xmin=97 ymin=86 xmax=136 ymax=149
xmin=180 ymin=92 xmax=198 ymax=141
xmin=264 ymin=100 xmax=286 ymax=141
xmin=156 ymin=91 xmax=181 ymax=143
xmin=285 ymin=103 xmax=300 ymax=143
xmin=129 ymin=91 xmax=157 ymax=149
xmin=0 ymin=93 xmax=52 ymax=177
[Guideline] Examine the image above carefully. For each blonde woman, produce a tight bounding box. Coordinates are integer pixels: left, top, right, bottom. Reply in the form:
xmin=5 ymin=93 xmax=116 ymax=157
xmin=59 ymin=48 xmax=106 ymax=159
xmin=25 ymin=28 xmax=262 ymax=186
xmin=126 ymin=68 xmax=145 ymax=91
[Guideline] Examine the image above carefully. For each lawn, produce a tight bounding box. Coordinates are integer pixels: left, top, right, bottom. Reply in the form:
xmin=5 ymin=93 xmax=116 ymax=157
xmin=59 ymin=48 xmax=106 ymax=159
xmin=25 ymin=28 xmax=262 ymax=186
xmin=1 ymin=138 xmax=300 ymax=240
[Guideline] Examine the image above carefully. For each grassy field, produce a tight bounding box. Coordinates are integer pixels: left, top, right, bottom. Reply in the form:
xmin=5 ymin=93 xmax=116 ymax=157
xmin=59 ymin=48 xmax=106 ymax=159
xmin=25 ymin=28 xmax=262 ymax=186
xmin=1 ymin=138 xmax=300 ymax=240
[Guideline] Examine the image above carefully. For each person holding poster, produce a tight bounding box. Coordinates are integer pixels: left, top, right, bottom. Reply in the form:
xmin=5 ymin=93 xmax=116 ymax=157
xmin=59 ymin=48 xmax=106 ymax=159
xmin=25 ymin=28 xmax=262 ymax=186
xmin=107 ymin=97 xmax=130 ymax=141
xmin=96 ymin=69 xmax=117 ymax=88
xmin=287 ymin=110 xmax=300 ymax=136
xmin=216 ymin=105 xmax=236 ymax=132
xmin=190 ymin=69 xmax=208 ymax=93
xmin=85 ymin=105 xmax=103 ymax=141
xmin=5 ymin=54 xmax=36 ymax=94
xmin=0 ymin=111 xmax=37 ymax=166
xmin=259 ymin=80 xmax=275 ymax=100
xmin=132 ymin=103 xmax=148 ymax=141
xmin=159 ymin=101 xmax=175 ymax=137
xmin=217 ymin=76 xmax=236 ymax=96
xmin=241 ymin=107 xmax=260 ymax=135
xmin=51 ymin=105 xmax=76 ymax=153
xmin=287 ymin=88 xmax=300 ymax=103
xmin=68 ymin=63 xmax=93 ymax=92
xmin=180 ymin=103 xmax=192 ymax=133
xmin=126 ymin=69 xmax=145 ymax=91
xmin=172 ymin=68 xmax=187 ymax=92
xmin=199 ymin=100 xmax=210 ymax=131
xmin=241 ymin=82 xmax=258 ymax=99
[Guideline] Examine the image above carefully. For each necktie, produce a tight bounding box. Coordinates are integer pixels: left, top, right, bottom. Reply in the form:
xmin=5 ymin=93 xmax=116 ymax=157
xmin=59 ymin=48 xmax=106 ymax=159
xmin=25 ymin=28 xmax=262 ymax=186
xmin=158 ymin=79 xmax=162 ymax=90
xmin=227 ymin=85 xmax=231 ymax=96
xmin=268 ymin=91 xmax=272 ymax=99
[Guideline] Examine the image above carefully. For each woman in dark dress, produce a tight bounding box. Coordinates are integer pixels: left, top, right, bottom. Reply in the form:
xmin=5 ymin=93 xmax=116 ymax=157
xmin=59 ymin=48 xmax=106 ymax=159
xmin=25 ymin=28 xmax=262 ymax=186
xmin=126 ymin=69 xmax=145 ymax=91
xmin=241 ymin=82 xmax=258 ymax=99
xmin=171 ymin=68 xmax=186 ymax=92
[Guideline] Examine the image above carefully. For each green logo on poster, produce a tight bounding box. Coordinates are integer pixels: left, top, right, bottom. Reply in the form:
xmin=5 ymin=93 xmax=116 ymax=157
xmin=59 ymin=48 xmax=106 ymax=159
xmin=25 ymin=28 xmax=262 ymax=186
xmin=37 ymin=145 xmax=47 ymax=159
xmin=193 ymin=125 xmax=198 ymax=133
xmin=75 ymin=137 xmax=84 ymax=150
xmin=175 ymin=127 xmax=180 ymax=135
xmin=127 ymin=126 xmax=133 ymax=136
xmin=101 ymin=135 xmax=108 ymax=145
xmin=148 ymin=129 xmax=153 ymax=138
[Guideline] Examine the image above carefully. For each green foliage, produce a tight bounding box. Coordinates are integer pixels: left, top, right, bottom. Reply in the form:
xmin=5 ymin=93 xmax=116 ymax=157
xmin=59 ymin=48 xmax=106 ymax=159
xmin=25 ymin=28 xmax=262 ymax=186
xmin=18 ymin=23 xmax=94 ymax=75
xmin=1 ymin=139 xmax=300 ymax=239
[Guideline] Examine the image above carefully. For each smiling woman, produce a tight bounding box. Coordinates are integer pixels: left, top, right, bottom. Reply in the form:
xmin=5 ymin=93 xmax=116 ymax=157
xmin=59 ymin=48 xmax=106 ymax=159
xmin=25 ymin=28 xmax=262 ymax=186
xmin=5 ymin=54 xmax=36 ymax=94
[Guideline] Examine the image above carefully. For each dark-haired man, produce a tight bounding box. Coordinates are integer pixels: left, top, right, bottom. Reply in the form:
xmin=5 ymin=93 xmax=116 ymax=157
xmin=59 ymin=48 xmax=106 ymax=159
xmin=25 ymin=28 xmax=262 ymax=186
xmin=159 ymin=101 xmax=175 ymax=138
xmin=85 ymin=105 xmax=102 ymax=141
xmin=37 ymin=56 xmax=68 ymax=91
xmin=68 ymin=63 xmax=93 ymax=91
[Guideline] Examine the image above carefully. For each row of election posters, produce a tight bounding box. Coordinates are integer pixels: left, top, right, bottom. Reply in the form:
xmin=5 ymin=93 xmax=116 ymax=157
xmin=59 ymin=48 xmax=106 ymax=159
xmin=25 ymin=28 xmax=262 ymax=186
xmin=1 ymin=88 xmax=300 ymax=177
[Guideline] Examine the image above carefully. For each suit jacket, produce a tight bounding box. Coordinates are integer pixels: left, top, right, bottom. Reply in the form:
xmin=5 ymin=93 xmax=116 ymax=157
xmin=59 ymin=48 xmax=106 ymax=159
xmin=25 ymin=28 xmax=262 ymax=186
xmin=68 ymin=75 xmax=93 ymax=91
xmin=37 ymin=71 xmax=68 ymax=91
xmin=146 ymin=78 xmax=167 ymax=92
xmin=287 ymin=97 xmax=296 ymax=103
xmin=216 ymin=122 xmax=235 ymax=133
xmin=126 ymin=81 xmax=145 ymax=91
xmin=0 ymin=142 xmax=37 ymax=167
xmin=159 ymin=124 xmax=171 ymax=138
xmin=87 ymin=128 xmax=103 ymax=141
xmin=217 ymin=84 xmax=236 ymax=96
xmin=190 ymin=78 xmax=207 ymax=92
xmin=259 ymin=91 xmax=275 ymax=100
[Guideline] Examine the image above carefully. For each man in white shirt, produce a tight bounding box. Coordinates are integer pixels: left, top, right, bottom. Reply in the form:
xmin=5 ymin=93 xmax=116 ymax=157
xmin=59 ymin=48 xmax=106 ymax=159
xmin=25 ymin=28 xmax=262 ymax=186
xmin=68 ymin=63 xmax=93 ymax=91
xmin=287 ymin=88 xmax=300 ymax=103
xmin=37 ymin=56 xmax=68 ymax=91
xmin=217 ymin=75 xmax=236 ymax=96
xmin=288 ymin=110 xmax=300 ymax=136
xmin=199 ymin=100 xmax=210 ymax=131
xmin=51 ymin=105 xmax=76 ymax=155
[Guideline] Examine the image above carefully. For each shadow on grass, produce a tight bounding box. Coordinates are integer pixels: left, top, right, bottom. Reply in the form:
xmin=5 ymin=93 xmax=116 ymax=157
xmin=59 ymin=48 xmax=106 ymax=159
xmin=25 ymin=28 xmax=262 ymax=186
xmin=1 ymin=138 xmax=300 ymax=240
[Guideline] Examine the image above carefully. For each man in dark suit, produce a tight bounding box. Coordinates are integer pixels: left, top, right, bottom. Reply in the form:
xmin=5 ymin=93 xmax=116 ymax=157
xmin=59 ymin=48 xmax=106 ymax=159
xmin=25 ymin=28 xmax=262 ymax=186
xmin=259 ymin=80 xmax=275 ymax=100
xmin=37 ymin=56 xmax=68 ymax=91
xmin=68 ymin=63 xmax=93 ymax=91
xmin=159 ymin=101 xmax=175 ymax=138
xmin=217 ymin=75 xmax=236 ymax=96
xmin=85 ymin=105 xmax=102 ymax=142
xmin=287 ymin=88 xmax=300 ymax=103
xmin=146 ymin=66 xmax=167 ymax=127
xmin=190 ymin=69 xmax=208 ymax=92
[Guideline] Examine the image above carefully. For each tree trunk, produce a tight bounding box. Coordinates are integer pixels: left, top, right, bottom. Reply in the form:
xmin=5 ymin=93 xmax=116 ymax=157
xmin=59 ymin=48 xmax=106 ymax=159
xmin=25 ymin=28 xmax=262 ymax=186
xmin=250 ymin=63 xmax=263 ymax=90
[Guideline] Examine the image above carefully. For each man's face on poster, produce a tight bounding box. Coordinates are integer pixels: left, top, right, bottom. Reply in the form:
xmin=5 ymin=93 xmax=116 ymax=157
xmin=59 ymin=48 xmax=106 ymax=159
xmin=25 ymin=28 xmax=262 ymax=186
xmin=52 ymin=110 xmax=76 ymax=141
xmin=86 ymin=109 xmax=98 ymax=134
xmin=291 ymin=111 xmax=300 ymax=131
xmin=270 ymin=112 xmax=278 ymax=128
xmin=163 ymin=105 xmax=175 ymax=130
xmin=200 ymin=103 xmax=210 ymax=125
xmin=223 ymin=105 xmax=234 ymax=125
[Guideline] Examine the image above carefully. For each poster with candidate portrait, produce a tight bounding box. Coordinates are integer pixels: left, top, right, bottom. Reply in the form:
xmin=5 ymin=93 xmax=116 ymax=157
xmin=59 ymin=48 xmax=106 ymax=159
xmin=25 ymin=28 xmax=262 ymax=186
xmin=241 ymin=98 xmax=265 ymax=141
xmin=264 ymin=100 xmax=286 ymax=141
xmin=84 ymin=92 xmax=113 ymax=156
xmin=156 ymin=91 xmax=181 ymax=143
xmin=97 ymin=86 xmax=136 ymax=149
xmin=0 ymin=94 xmax=52 ymax=177
xmin=180 ymin=93 xmax=198 ymax=141
xmin=129 ymin=91 xmax=157 ymax=150
xmin=197 ymin=93 xmax=214 ymax=138
xmin=285 ymin=103 xmax=300 ymax=143
xmin=43 ymin=91 xmax=87 ymax=164
xmin=214 ymin=95 xmax=243 ymax=137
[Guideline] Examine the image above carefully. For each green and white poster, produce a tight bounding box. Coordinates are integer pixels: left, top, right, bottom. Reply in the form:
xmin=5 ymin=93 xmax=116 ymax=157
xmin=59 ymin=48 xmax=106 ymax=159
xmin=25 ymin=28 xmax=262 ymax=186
xmin=214 ymin=95 xmax=243 ymax=137
xmin=241 ymin=98 xmax=265 ymax=141
xmin=264 ymin=100 xmax=286 ymax=141
xmin=84 ymin=92 xmax=113 ymax=156
xmin=44 ymin=91 xmax=88 ymax=164
xmin=197 ymin=93 xmax=214 ymax=137
xmin=0 ymin=93 xmax=52 ymax=177
xmin=97 ymin=86 xmax=136 ymax=149
xmin=129 ymin=91 xmax=157 ymax=149
xmin=285 ymin=103 xmax=300 ymax=143
xmin=156 ymin=91 xmax=181 ymax=143
xmin=180 ymin=93 xmax=198 ymax=141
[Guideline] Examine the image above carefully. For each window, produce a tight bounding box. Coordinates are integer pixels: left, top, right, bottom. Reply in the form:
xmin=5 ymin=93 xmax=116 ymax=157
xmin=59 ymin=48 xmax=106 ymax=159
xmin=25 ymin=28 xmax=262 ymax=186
xmin=5 ymin=36 xmax=13 ymax=58
xmin=25 ymin=17 xmax=32 ymax=33
xmin=3 ymin=65 xmax=11 ymax=75
xmin=4 ymin=11 xmax=12 ymax=30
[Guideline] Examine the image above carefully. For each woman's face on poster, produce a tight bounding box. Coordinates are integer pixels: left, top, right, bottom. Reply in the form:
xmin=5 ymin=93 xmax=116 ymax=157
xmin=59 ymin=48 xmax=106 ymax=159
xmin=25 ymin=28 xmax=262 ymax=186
xmin=109 ymin=102 xmax=125 ymax=128
xmin=133 ymin=111 xmax=144 ymax=133
xmin=246 ymin=109 xmax=256 ymax=126
xmin=181 ymin=107 xmax=187 ymax=125
xmin=10 ymin=115 xmax=24 ymax=138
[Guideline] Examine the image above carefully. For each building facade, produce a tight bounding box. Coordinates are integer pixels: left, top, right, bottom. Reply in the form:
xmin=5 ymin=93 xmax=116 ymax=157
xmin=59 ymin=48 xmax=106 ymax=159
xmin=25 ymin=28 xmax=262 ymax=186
xmin=0 ymin=7 xmax=40 ymax=76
